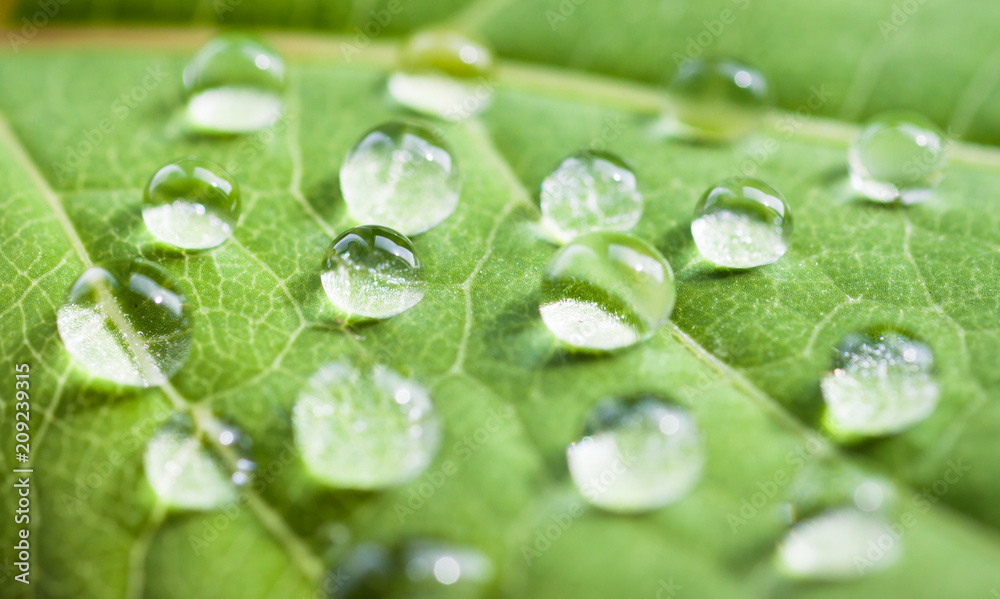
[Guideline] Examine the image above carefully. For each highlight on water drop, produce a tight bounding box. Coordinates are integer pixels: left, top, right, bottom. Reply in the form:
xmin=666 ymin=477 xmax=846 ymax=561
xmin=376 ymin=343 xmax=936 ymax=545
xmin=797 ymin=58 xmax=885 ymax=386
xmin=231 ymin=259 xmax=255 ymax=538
xmin=321 ymin=225 xmax=424 ymax=320
xmin=691 ymin=177 xmax=792 ymax=269
xmin=540 ymin=150 xmax=643 ymax=243
xmin=848 ymin=111 xmax=947 ymax=204
xmin=143 ymin=157 xmax=240 ymax=249
xmin=340 ymin=121 xmax=461 ymax=235
xmin=567 ymin=396 xmax=704 ymax=513
xmin=539 ymin=232 xmax=675 ymax=351
xmin=388 ymin=28 xmax=496 ymax=121
xmin=183 ymin=33 xmax=285 ymax=134
xmin=665 ymin=57 xmax=772 ymax=142
xmin=56 ymin=259 xmax=193 ymax=387
xmin=293 ymin=359 xmax=440 ymax=490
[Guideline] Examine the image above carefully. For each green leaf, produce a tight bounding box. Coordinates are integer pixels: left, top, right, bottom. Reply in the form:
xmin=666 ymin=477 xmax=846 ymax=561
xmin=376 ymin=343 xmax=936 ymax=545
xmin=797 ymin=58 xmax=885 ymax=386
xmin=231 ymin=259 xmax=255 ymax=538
xmin=2 ymin=3 xmax=1000 ymax=599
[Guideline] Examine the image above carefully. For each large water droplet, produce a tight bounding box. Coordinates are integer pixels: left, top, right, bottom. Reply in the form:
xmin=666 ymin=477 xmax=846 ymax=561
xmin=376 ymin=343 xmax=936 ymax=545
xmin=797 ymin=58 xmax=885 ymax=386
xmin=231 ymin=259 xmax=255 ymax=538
xmin=321 ymin=225 xmax=424 ymax=319
xmin=540 ymin=150 xmax=643 ymax=243
xmin=144 ymin=414 xmax=255 ymax=510
xmin=848 ymin=111 xmax=946 ymax=203
xmin=666 ymin=58 xmax=771 ymax=142
xmin=340 ymin=122 xmax=461 ymax=235
xmin=142 ymin=158 xmax=240 ymax=249
xmin=331 ymin=540 xmax=493 ymax=598
xmin=56 ymin=260 xmax=192 ymax=387
xmin=567 ymin=396 xmax=704 ymax=513
xmin=691 ymin=177 xmax=792 ymax=268
xmin=540 ymin=232 xmax=675 ymax=350
xmin=293 ymin=360 xmax=440 ymax=490
xmin=184 ymin=33 xmax=285 ymax=134
xmin=777 ymin=507 xmax=900 ymax=580
xmin=388 ymin=29 xmax=495 ymax=121
xmin=821 ymin=329 xmax=939 ymax=436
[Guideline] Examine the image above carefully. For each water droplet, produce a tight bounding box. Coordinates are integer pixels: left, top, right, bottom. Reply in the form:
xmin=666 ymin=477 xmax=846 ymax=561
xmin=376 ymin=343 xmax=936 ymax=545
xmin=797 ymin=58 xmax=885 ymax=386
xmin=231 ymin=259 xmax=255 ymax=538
xmin=183 ymin=34 xmax=285 ymax=134
xmin=691 ymin=177 xmax=792 ymax=268
xmin=56 ymin=260 xmax=192 ymax=387
xmin=821 ymin=329 xmax=939 ymax=436
xmin=340 ymin=122 xmax=460 ymax=235
xmin=144 ymin=414 xmax=255 ymax=510
xmin=320 ymin=225 xmax=424 ymax=319
xmin=540 ymin=150 xmax=643 ymax=243
xmin=777 ymin=508 xmax=900 ymax=580
xmin=848 ymin=111 xmax=946 ymax=203
xmin=666 ymin=58 xmax=771 ymax=142
xmin=389 ymin=29 xmax=495 ymax=121
xmin=567 ymin=396 xmax=704 ymax=513
xmin=293 ymin=360 xmax=440 ymax=489
xmin=142 ymin=158 xmax=240 ymax=249
xmin=332 ymin=540 xmax=493 ymax=598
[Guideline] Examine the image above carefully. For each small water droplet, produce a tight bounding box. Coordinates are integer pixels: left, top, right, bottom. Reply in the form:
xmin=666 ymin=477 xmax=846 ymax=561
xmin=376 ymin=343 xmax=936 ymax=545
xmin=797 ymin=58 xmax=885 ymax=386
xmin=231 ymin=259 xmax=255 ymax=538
xmin=183 ymin=33 xmax=285 ymax=134
xmin=320 ymin=225 xmax=424 ymax=319
xmin=389 ymin=29 xmax=495 ymax=121
xmin=691 ymin=177 xmax=792 ymax=268
xmin=56 ymin=260 xmax=192 ymax=387
xmin=142 ymin=158 xmax=240 ymax=249
xmin=293 ymin=360 xmax=440 ymax=489
xmin=340 ymin=122 xmax=461 ymax=235
xmin=849 ymin=111 xmax=946 ymax=203
xmin=567 ymin=396 xmax=704 ymax=513
xmin=331 ymin=540 xmax=493 ymax=598
xmin=540 ymin=150 xmax=643 ymax=243
xmin=821 ymin=329 xmax=939 ymax=436
xmin=143 ymin=414 xmax=255 ymax=510
xmin=539 ymin=232 xmax=675 ymax=351
xmin=777 ymin=508 xmax=900 ymax=580
xmin=666 ymin=58 xmax=771 ymax=142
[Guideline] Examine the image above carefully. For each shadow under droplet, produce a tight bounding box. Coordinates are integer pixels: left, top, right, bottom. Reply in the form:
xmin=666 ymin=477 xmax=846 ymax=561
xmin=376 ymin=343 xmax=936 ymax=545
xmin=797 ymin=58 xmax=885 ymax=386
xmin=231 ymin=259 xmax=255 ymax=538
xmin=304 ymin=173 xmax=347 ymax=225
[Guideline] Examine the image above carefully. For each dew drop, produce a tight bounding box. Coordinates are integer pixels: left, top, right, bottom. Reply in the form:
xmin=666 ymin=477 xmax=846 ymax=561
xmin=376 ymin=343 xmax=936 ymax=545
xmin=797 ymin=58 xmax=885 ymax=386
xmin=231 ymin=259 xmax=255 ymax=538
xmin=143 ymin=414 xmax=255 ymax=510
xmin=183 ymin=33 xmax=285 ymax=134
xmin=320 ymin=225 xmax=424 ymax=319
xmin=540 ymin=150 xmax=643 ymax=243
xmin=666 ymin=58 xmax=772 ymax=142
xmin=821 ymin=329 xmax=939 ymax=436
xmin=293 ymin=360 xmax=440 ymax=490
xmin=848 ymin=111 xmax=946 ymax=203
xmin=331 ymin=540 xmax=493 ymax=598
xmin=691 ymin=177 xmax=792 ymax=269
xmin=539 ymin=232 xmax=675 ymax=350
xmin=777 ymin=507 xmax=900 ymax=580
xmin=142 ymin=158 xmax=240 ymax=249
xmin=567 ymin=396 xmax=704 ymax=513
xmin=340 ymin=122 xmax=460 ymax=235
xmin=56 ymin=260 xmax=192 ymax=387
xmin=388 ymin=29 xmax=495 ymax=121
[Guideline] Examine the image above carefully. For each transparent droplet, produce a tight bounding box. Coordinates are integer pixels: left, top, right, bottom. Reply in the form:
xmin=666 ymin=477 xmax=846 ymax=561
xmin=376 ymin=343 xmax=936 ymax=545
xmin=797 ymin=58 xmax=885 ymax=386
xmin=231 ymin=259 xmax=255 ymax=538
xmin=143 ymin=414 xmax=255 ymax=510
xmin=331 ymin=540 xmax=493 ymax=598
xmin=293 ymin=360 xmax=440 ymax=490
xmin=666 ymin=58 xmax=772 ymax=142
xmin=567 ymin=396 xmax=704 ymax=513
xmin=691 ymin=177 xmax=792 ymax=268
xmin=848 ymin=111 xmax=946 ymax=203
xmin=340 ymin=122 xmax=461 ymax=235
xmin=320 ymin=225 xmax=424 ymax=319
xmin=821 ymin=329 xmax=939 ymax=436
xmin=183 ymin=33 xmax=285 ymax=134
xmin=142 ymin=158 xmax=240 ymax=249
xmin=56 ymin=260 xmax=192 ymax=387
xmin=540 ymin=150 xmax=643 ymax=243
xmin=539 ymin=232 xmax=675 ymax=351
xmin=777 ymin=507 xmax=900 ymax=580
xmin=389 ymin=29 xmax=495 ymax=121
